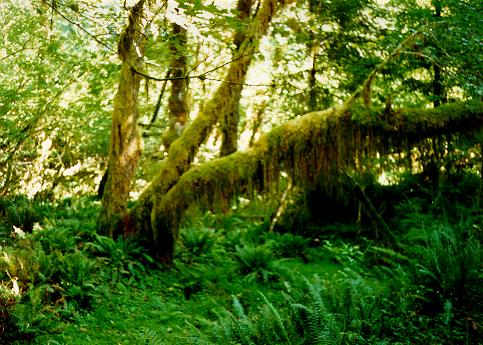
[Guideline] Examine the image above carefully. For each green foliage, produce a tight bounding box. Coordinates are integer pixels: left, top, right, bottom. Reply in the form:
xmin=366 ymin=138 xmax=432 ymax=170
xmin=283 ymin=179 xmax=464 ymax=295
xmin=409 ymin=223 xmax=482 ymax=313
xmin=87 ymin=234 xmax=151 ymax=286
xmin=0 ymin=186 xmax=480 ymax=344
xmin=235 ymin=244 xmax=283 ymax=283
xmin=0 ymin=283 xmax=19 ymax=339
xmin=0 ymin=196 xmax=48 ymax=233
xmin=59 ymin=251 xmax=98 ymax=311
xmin=180 ymin=226 xmax=217 ymax=261
xmin=268 ymin=233 xmax=310 ymax=261
xmin=213 ymin=293 xmax=298 ymax=345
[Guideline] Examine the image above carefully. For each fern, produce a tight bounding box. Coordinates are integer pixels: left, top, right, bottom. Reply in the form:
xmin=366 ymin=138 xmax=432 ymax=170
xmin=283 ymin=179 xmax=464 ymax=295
xmin=258 ymin=291 xmax=293 ymax=345
xmin=231 ymin=295 xmax=257 ymax=345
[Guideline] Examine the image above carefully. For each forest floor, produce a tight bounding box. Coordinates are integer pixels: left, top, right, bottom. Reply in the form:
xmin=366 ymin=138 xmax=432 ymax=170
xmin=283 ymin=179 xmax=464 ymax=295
xmin=1 ymin=175 xmax=482 ymax=344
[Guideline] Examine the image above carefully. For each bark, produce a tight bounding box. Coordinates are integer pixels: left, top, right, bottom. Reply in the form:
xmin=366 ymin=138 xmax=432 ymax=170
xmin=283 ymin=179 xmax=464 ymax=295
xmin=98 ymin=1 xmax=146 ymax=237
xmin=163 ymin=23 xmax=189 ymax=150
xmin=307 ymin=1 xmax=318 ymax=111
xmin=220 ymin=0 xmax=253 ymax=157
xmin=248 ymin=100 xmax=268 ymax=147
xmin=127 ymin=0 xmax=295 ymax=262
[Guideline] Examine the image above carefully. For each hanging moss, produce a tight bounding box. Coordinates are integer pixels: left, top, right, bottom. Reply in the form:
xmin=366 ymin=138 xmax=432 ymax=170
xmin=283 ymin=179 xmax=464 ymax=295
xmin=145 ymin=101 xmax=482 ymax=262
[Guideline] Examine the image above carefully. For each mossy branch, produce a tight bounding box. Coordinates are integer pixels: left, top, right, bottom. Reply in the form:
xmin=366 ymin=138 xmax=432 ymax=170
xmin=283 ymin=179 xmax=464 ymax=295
xmin=345 ymin=30 xmax=424 ymax=109
xmin=150 ymin=101 xmax=482 ymax=261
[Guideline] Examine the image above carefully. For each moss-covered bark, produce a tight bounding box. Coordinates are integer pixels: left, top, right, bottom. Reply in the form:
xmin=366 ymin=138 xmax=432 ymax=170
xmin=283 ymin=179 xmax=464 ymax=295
xmin=220 ymin=0 xmax=253 ymax=157
xmin=163 ymin=23 xmax=189 ymax=150
xmin=150 ymin=101 xmax=482 ymax=261
xmin=98 ymin=1 xmax=146 ymax=237
xmin=128 ymin=0 xmax=295 ymax=261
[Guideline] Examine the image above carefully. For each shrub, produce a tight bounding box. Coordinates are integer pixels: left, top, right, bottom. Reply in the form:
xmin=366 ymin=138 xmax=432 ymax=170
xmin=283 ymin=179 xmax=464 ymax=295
xmin=410 ymin=224 xmax=482 ymax=314
xmin=269 ymin=233 xmax=310 ymax=261
xmin=235 ymin=245 xmax=282 ymax=284
xmin=0 ymin=283 xmax=19 ymax=339
xmin=59 ymin=251 xmax=99 ymax=311
xmin=87 ymin=234 xmax=151 ymax=286
xmin=213 ymin=293 xmax=298 ymax=345
xmin=180 ymin=226 xmax=217 ymax=260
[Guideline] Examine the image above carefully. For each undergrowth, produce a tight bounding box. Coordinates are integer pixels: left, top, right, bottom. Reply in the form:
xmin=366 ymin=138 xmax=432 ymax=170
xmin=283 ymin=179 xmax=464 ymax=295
xmin=0 ymin=175 xmax=481 ymax=344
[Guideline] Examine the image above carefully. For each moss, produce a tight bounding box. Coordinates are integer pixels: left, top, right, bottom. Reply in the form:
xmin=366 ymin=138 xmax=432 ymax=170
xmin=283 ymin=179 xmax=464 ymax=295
xmin=146 ymin=101 xmax=483 ymax=261
xmin=98 ymin=2 xmax=146 ymax=236
xmin=128 ymin=0 xmax=296 ymax=260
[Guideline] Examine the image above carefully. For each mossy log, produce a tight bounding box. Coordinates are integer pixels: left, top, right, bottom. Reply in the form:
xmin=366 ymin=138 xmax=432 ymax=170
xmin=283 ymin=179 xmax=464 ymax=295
xmin=145 ymin=100 xmax=482 ymax=261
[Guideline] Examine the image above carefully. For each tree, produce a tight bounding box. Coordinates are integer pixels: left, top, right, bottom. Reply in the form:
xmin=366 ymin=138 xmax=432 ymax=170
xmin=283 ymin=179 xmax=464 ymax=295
xmin=131 ymin=28 xmax=482 ymax=261
xmin=0 ymin=0 xmax=119 ymax=198
xmin=98 ymin=1 xmax=146 ymax=236
xmin=219 ymin=0 xmax=254 ymax=157
xmin=162 ymin=22 xmax=189 ymax=150
xmin=1 ymin=0 xmax=480 ymax=264
xmin=90 ymin=0 xmax=482 ymax=262
xmin=123 ymin=0 xmax=296 ymax=262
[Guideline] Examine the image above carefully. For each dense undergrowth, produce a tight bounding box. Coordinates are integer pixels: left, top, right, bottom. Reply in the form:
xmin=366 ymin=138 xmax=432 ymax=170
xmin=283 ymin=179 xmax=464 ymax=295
xmin=0 ymin=174 xmax=482 ymax=344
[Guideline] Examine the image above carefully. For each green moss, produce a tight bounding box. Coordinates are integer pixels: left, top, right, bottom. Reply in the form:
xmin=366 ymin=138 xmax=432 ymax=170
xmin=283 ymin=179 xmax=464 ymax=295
xmin=145 ymin=101 xmax=483 ymax=261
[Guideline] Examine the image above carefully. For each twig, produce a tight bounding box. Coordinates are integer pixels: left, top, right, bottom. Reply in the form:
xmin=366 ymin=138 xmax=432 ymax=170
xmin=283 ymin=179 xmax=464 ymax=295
xmin=202 ymin=77 xmax=274 ymax=87
xmin=43 ymin=0 xmax=116 ymax=53
xmin=149 ymin=70 xmax=171 ymax=127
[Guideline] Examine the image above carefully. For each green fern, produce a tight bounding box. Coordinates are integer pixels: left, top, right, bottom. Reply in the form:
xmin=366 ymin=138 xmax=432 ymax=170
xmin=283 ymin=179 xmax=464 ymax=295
xmin=258 ymin=291 xmax=293 ymax=345
xmin=231 ymin=295 xmax=256 ymax=345
xmin=87 ymin=234 xmax=149 ymax=285
xmin=269 ymin=233 xmax=310 ymax=260
xmin=235 ymin=245 xmax=282 ymax=283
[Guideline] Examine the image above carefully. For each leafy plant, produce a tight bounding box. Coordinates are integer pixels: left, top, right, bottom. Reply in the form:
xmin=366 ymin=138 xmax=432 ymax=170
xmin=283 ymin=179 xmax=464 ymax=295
xmin=180 ymin=226 xmax=217 ymax=261
xmin=0 ymin=283 xmax=19 ymax=339
xmin=410 ymin=224 xmax=482 ymax=313
xmin=88 ymin=234 xmax=151 ymax=285
xmin=0 ymin=195 xmax=40 ymax=232
xmin=214 ymin=294 xmax=298 ymax=345
xmin=235 ymin=245 xmax=282 ymax=283
xmin=33 ymin=226 xmax=80 ymax=254
xmin=269 ymin=233 xmax=310 ymax=261
xmin=59 ymin=251 xmax=99 ymax=311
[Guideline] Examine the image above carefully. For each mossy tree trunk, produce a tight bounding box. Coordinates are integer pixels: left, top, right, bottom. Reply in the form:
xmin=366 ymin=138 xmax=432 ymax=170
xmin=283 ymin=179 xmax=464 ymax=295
xmin=126 ymin=0 xmax=295 ymax=262
xmin=150 ymin=101 xmax=482 ymax=257
xmin=220 ymin=0 xmax=253 ymax=157
xmin=307 ymin=0 xmax=319 ymax=112
xmin=98 ymin=1 xmax=146 ymax=237
xmin=162 ymin=23 xmax=189 ymax=150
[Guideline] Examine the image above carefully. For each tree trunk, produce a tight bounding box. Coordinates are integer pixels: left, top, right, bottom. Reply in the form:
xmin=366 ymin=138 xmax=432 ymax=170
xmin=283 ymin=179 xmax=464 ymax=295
xmin=307 ymin=0 xmax=319 ymax=112
xmin=432 ymin=1 xmax=445 ymax=108
xmin=98 ymin=1 xmax=146 ymax=237
xmin=220 ymin=0 xmax=253 ymax=157
xmin=126 ymin=0 xmax=295 ymax=262
xmin=163 ymin=23 xmax=189 ymax=150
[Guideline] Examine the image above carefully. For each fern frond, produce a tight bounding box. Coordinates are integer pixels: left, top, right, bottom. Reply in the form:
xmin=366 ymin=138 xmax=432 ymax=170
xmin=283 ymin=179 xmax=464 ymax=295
xmin=258 ymin=291 xmax=292 ymax=345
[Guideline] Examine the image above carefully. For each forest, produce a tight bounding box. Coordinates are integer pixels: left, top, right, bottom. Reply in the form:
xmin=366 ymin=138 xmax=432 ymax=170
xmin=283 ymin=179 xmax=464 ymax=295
xmin=0 ymin=0 xmax=482 ymax=343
